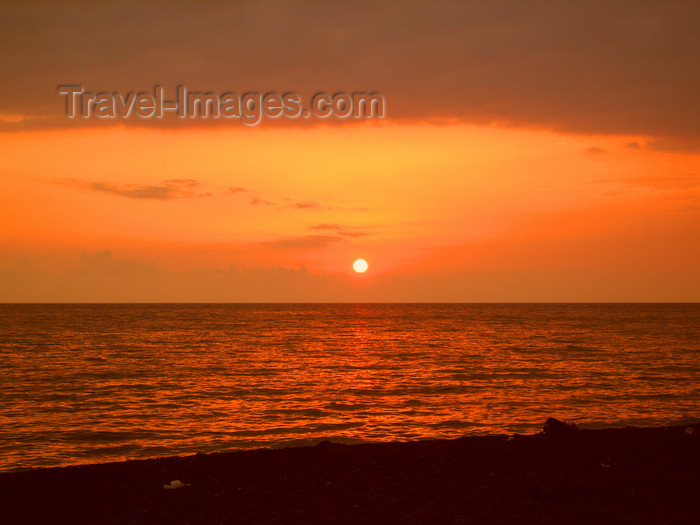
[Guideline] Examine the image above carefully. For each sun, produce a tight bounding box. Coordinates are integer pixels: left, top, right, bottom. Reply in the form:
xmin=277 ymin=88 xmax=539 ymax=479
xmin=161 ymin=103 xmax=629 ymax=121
xmin=352 ymin=258 xmax=368 ymax=273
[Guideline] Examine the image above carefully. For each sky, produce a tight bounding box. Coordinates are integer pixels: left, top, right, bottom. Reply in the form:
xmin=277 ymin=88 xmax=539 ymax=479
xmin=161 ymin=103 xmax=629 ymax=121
xmin=0 ymin=0 xmax=698 ymax=302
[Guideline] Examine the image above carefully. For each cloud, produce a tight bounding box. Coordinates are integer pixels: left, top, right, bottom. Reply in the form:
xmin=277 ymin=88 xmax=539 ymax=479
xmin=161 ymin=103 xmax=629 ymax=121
xmin=605 ymin=174 xmax=699 ymax=191
xmin=338 ymin=231 xmax=369 ymax=238
xmin=2 ymin=247 xmax=697 ymax=302
xmin=1 ymin=1 xmax=698 ymax=149
xmin=228 ymin=187 xmax=248 ymax=194
xmin=259 ymin=235 xmax=343 ymax=249
xmin=585 ymin=147 xmax=607 ymax=154
xmin=310 ymin=223 xmax=370 ymax=237
xmin=247 ymin=196 xmax=339 ymax=209
xmin=289 ymin=201 xmax=323 ymax=210
xmin=78 ymin=250 xmax=158 ymax=275
xmin=55 ymin=178 xmax=209 ymax=200
xmin=250 ymin=197 xmax=273 ymax=205
xmin=288 ymin=200 xmax=341 ymax=210
xmin=0 ymin=253 xmax=351 ymax=302
xmin=310 ymin=224 xmax=343 ymax=230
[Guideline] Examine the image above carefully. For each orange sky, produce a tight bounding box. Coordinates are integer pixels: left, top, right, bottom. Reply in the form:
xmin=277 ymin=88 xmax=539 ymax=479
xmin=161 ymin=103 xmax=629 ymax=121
xmin=0 ymin=1 xmax=698 ymax=301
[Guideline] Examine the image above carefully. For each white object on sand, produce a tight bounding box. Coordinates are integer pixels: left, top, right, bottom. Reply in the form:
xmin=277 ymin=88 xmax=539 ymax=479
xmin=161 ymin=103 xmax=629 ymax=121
xmin=163 ymin=479 xmax=190 ymax=489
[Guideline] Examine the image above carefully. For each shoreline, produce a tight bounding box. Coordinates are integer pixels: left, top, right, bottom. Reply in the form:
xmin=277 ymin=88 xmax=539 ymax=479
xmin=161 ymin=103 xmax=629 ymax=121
xmin=1 ymin=422 xmax=698 ymax=524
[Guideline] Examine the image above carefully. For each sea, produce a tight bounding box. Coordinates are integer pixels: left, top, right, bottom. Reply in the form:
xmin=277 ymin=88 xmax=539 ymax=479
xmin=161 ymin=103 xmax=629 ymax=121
xmin=0 ymin=303 xmax=698 ymax=473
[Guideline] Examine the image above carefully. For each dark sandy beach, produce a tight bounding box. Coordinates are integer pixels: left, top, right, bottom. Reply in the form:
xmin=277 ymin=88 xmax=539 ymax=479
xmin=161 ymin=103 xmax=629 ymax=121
xmin=1 ymin=422 xmax=698 ymax=524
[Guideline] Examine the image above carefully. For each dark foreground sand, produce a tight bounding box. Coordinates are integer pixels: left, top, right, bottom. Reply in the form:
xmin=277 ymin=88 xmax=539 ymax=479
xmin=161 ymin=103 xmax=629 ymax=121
xmin=1 ymin=422 xmax=698 ymax=524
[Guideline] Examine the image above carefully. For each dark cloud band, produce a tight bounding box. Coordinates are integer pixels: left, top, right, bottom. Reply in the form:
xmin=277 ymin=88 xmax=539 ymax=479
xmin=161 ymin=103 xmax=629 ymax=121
xmin=1 ymin=1 xmax=698 ymax=150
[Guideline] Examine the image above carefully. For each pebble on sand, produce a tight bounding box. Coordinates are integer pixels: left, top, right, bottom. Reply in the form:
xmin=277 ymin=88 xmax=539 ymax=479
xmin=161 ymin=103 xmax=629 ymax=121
xmin=163 ymin=479 xmax=189 ymax=489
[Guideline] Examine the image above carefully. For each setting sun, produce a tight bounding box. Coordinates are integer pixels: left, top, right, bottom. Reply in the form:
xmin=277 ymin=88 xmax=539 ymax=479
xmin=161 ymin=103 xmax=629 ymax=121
xmin=353 ymin=259 xmax=368 ymax=273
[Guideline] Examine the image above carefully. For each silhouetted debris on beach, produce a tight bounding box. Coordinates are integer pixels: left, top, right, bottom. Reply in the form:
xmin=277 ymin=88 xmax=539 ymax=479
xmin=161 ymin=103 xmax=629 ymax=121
xmin=0 ymin=422 xmax=698 ymax=524
xmin=543 ymin=417 xmax=579 ymax=436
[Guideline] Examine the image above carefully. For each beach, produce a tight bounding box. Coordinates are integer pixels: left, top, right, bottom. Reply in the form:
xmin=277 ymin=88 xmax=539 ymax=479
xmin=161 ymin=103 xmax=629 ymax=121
xmin=1 ymin=421 xmax=698 ymax=524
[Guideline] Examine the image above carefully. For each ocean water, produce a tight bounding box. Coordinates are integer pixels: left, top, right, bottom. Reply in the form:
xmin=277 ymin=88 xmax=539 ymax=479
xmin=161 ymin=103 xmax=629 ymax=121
xmin=0 ymin=303 xmax=698 ymax=473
